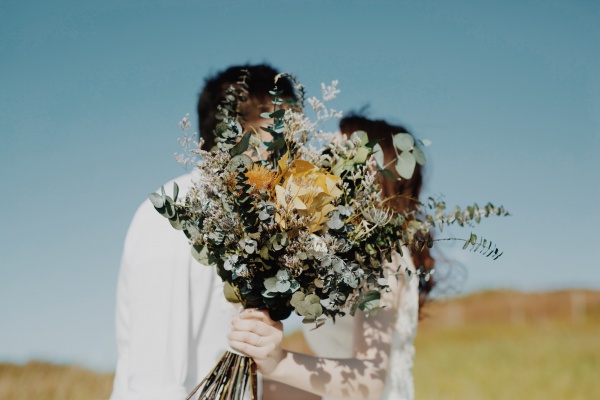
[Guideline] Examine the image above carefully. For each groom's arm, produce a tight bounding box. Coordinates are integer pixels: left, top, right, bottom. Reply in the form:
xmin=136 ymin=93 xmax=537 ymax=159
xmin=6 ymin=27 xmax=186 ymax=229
xmin=111 ymin=197 xmax=193 ymax=400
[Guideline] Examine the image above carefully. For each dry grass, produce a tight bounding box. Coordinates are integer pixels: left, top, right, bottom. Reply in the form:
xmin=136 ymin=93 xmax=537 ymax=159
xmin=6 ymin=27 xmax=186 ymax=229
xmin=0 ymin=361 xmax=113 ymax=400
xmin=1 ymin=290 xmax=598 ymax=400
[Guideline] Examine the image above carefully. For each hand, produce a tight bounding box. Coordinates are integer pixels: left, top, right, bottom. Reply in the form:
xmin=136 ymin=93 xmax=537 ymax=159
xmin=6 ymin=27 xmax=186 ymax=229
xmin=228 ymin=308 xmax=285 ymax=376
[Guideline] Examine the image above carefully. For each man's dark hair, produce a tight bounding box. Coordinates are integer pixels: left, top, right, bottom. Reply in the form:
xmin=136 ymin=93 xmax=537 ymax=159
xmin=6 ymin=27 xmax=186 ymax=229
xmin=197 ymin=64 xmax=296 ymax=151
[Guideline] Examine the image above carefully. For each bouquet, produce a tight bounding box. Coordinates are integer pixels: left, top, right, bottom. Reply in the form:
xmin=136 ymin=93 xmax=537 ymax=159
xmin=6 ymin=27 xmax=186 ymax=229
xmin=150 ymin=77 xmax=508 ymax=399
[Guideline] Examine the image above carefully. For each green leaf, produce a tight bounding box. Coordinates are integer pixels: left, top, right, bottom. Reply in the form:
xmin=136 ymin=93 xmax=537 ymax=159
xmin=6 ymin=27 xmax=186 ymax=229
xmin=191 ymin=245 xmax=216 ymax=266
xmin=276 ymin=281 xmax=291 ymax=292
xmin=372 ymin=143 xmax=384 ymax=170
xmin=290 ymin=291 xmax=305 ymax=307
xmin=306 ymin=294 xmax=320 ymax=304
xmin=266 ymin=138 xmax=286 ymax=152
xmin=353 ymin=146 xmax=370 ymax=164
xmin=296 ymin=301 xmax=309 ymax=316
xmin=289 ymin=280 xmax=300 ymax=293
xmin=270 ymin=108 xmax=286 ymax=119
xmin=229 ymin=131 xmax=251 ymax=157
xmin=264 ymin=277 xmax=278 ymax=292
xmin=350 ymin=130 xmax=369 ymax=146
xmin=148 ymin=192 xmax=164 ymax=208
xmin=260 ymin=112 xmax=272 ymax=119
xmin=395 ymin=151 xmax=416 ymax=179
xmin=419 ymin=139 xmax=432 ymax=147
xmin=169 ymin=216 xmax=184 ymax=230
xmin=392 ymin=133 xmax=414 ymax=152
xmin=358 ymin=290 xmax=381 ymax=312
xmin=260 ymin=246 xmax=271 ymax=260
xmin=227 ymin=154 xmax=253 ymax=173
xmin=272 ymin=122 xmax=285 ymax=134
xmin=163 ymin=199 xmax=176 ymax=218
xmin=364 ymin=139 xmax=382 ymax=149
xmin=307 ymin=303 xmax=323 ymax=317
xmin=223 ymin=282 xmax=241 ymax=303
xmin=470 ymin=233 xmax=477 ymax=245
xmin=412 ymin=145 xmax=426 ymax=165
xmin=172 ymin=182 xmax=179 ymax=202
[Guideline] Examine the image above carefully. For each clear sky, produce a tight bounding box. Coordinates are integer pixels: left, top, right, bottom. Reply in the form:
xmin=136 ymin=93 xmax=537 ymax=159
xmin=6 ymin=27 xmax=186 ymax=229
xmin=1 ymin=0 xmax=598 ymax=372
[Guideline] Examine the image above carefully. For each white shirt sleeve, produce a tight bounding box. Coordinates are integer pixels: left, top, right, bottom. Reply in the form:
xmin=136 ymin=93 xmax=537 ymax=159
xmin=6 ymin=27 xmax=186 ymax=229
xmin=110 ymin=174 xmax=225 ymax=400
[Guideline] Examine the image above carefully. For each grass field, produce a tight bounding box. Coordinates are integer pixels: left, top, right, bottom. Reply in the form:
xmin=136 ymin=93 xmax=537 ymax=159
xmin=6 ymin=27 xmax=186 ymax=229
xmin=413 ymin=290 xmax=600 ymax=400
xmin=1 ymin=290 xmax=598 ymax=400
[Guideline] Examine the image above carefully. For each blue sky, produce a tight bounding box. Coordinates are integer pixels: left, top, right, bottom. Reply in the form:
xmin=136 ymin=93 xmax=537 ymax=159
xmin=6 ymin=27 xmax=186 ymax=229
xmin=1 ymin=0 xmax=598 ymax=371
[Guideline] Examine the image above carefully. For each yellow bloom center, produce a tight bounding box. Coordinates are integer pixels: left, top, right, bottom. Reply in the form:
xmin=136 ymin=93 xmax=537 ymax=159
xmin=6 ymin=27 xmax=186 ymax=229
xmin=244 ymin=164 xmax=276 ymax=191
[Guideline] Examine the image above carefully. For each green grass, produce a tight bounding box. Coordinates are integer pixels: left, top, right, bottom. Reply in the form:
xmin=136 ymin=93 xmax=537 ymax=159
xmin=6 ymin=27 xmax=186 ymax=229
xmin=414 ymin=315 xmax=600 ymax=399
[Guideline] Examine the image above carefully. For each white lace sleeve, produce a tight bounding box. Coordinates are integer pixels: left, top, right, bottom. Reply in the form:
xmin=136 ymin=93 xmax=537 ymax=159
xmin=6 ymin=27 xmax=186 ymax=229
xmin=302 ymin=249 xmax=419 ymax=400
xmin=380 ymin=250 xmax=419 ymax=400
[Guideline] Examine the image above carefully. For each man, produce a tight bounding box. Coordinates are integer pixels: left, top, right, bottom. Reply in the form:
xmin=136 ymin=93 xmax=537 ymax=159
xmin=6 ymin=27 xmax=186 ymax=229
xmin=110 ymin=64 xmax=296 ymax=399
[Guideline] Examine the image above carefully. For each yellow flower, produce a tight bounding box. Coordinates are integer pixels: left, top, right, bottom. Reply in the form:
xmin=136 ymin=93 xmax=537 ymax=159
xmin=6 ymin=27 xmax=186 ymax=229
xmin=272 ymin=154 xmax=342 ymax=232
xmin=244 ymin=164 xmax=276 ymax=191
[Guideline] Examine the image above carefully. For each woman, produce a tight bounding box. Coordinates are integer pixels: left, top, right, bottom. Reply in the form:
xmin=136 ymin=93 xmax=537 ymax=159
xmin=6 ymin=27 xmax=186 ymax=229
xmin=229 ymin=115 xmax=435 ymax=400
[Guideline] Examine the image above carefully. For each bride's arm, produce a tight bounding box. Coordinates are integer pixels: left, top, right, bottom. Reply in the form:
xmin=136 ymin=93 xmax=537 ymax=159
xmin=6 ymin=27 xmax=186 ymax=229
xmin=229 ymin=268 xmax=401 ymax=400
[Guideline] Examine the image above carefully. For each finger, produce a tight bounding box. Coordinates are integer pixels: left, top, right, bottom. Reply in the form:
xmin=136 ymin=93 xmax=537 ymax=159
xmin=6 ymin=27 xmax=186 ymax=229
xmin=232 ymin=317 xmax=268 ymax=336
xmin=239 ymin=309 xmax=279 ymax=326
xmin=228 ymin=339 xmax=256 ymax=358
xmin=229 ymin=329 xmax=264 ymax=345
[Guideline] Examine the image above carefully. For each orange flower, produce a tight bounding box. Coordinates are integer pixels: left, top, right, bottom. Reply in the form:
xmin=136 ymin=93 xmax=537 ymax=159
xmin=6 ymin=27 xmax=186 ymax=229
xmin=244 ymin=164 xmax=276 ymax=191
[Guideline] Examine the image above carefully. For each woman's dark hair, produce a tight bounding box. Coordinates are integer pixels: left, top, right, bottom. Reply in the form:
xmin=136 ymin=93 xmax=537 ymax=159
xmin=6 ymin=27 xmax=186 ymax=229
xmin=197 ymin=64 xmax=296 ymax=151
xmin=339 ymin=114 xmax=435 ymax=312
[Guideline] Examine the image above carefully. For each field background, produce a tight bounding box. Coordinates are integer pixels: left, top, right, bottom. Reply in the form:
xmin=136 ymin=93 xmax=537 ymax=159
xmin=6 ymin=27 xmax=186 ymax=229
xmin=2 ymin=289 xmax=598 ymax=400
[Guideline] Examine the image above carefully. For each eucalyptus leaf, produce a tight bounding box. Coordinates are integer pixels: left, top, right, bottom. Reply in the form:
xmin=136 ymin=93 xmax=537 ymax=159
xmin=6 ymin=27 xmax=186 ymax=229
xmin=290 ymin=291 xmax=305 ymax=307
xmin=289 ymin=280 xmax=300 ymax=292
xmin=354 ymin=146 xmax=370 ymax=164
xmin=169 ymin=216 xmax=184 ymax=230
xmin=307 ymin=303 xmax=323 ymax=317
xmin=350 ymin=130 xmax=369 ymax=146
xmin=276 ymin=281 xmax=291 ymax=292
xmin=392 ymin=133 xmax=414 ymax=151
xmin=412 ymin=145 xmax=426 ymax=165
xmin=191 ymin=245 xmax=216 ymax=266
xmin=266 ymin=137 xmax=286 ymax=152
xmin=372 ymin=143 xmax=384 ymax=170
xmin=264 ymin=277 xmax=278 ymax=292
xmin=229 ymin=131 xmax=252 ymax=157
xmin=227 ymin=154 xmax=253 ymax=173
xmin=148 ymin=192 xmax=164 ymax=208
xmin=395 ymin=151 xmax=416 ymax=179
xmin=270 ymin=108 xmax=286 ymax=119
xmin=223 ymin=282 xmax=241 ymax=303
xmin=172 ymin=182 xmax=179 ymax=202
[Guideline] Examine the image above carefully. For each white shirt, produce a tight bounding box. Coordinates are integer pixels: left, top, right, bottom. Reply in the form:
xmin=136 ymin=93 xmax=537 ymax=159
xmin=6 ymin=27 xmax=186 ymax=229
xmin=110 ymin=173 xmax=235 ymax=400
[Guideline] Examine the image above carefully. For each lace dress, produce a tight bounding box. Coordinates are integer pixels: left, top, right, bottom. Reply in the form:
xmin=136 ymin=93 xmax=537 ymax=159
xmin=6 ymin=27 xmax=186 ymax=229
xmin=301 ymin=250 xmax=419 ymax=400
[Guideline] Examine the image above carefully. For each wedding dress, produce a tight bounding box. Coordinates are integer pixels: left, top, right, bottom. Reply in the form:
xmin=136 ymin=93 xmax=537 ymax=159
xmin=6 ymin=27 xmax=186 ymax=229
xmin=302 ymin=250 xmax=419 ymax=400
